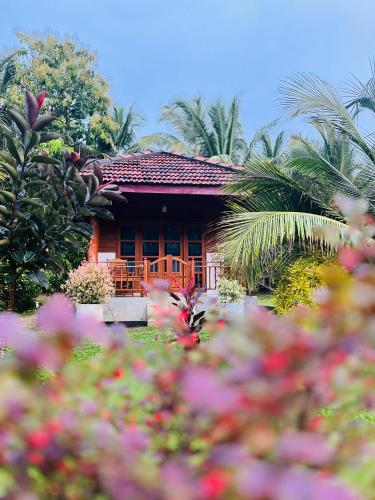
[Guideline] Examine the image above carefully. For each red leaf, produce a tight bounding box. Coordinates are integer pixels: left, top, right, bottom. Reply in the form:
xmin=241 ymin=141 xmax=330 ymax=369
xmin=36 ymin=90 xmax=46 ymax=111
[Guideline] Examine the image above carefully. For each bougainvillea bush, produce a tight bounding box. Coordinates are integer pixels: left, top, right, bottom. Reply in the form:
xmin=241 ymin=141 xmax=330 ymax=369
xmin=0 ymin=213 xmax=374 ymax=498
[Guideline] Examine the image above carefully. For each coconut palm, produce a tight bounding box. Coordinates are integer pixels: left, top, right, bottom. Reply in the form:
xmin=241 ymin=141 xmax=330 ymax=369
xmin=0 ymin=51 xmax=21 ymax=171
xmin=140 ymin=96 xmax=246 ymax=163
xmin=109 ymin=105 xmax=144 ymax=154
xmin=219 ymin=72 xmax=375 ymax=287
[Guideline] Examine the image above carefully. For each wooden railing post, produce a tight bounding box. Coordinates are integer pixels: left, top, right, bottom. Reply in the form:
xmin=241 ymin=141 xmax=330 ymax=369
xmin=190 ymin=259 xmax=195 ymax=286
xmin=143 ymin=259 xmax=149 ymax=296
xmin=166 ymin=255 xmax=172 ymax=288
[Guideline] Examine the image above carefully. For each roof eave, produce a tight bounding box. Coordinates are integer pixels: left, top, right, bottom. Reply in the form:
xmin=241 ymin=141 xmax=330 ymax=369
xmin=118 ymin=184 xmax=227 ymax=195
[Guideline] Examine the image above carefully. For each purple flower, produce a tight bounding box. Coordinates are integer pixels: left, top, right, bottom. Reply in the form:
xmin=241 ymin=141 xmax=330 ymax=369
xmin=0 ymin=312 xmax=26 ymax=345
xmin=277 ymin=432 xmax=334 ymax=466
xmin=276 ymin=467 xmax=360 ymax=500
xmin=182 ymin=366 xmax=240 ymax=413
xmin=121 ymin=427 xmax=149 ymax=454
xmin=237 ymin=462 xmax=278 ymax=498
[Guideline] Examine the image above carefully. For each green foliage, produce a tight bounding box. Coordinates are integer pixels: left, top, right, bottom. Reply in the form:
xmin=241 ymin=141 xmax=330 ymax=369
xmin=0 ymin=273 xmax=40 ymax=312
xmin=4 ymin=32 xmax=111 ymax=146
xmin=217 ymin=277 xmax=246 ymax=303
xmin=40 ymin=138 xmax=72 ymax=159
xmin=274 ymin=254 xmax=340 ymax=314
xmin=0 ymin=89 xmax=125 ymax=309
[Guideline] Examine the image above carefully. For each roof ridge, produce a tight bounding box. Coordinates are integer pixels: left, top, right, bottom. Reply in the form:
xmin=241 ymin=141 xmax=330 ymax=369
xmin=116 ymin=149 xmax=241 ymax=171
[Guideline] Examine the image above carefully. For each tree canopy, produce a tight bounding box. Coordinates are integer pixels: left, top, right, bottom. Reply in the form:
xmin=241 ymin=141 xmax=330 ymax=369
xmin=5 ymin=32 xmax=111 ymax=146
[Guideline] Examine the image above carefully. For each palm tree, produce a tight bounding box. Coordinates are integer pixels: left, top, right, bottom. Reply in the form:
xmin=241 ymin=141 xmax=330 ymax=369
xmin=256 ymin=131 xmax=285 ymax=163
xmin=219 ymin=72 xmax=375 ymax=287
xmin=109 ymin=106 xmax=144 ymax=154
xmin=0 ymin=52 xmax=19 ymax=148
xmin=140 ymin=96 xmax=246 ymax=163
xmin=0 ymin=51 xmax=18 ymax=97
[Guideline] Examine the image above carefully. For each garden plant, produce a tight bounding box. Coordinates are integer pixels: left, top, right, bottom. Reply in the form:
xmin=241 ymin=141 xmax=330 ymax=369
xmin=0 ymin=89 xmax=125 ymax=310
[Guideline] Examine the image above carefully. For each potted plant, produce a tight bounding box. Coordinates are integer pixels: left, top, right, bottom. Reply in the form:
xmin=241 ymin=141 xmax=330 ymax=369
xmin=216 ymin=277 xmax=246 ymax=318
xmin=63 ymin=262 xmax=114 ymax=321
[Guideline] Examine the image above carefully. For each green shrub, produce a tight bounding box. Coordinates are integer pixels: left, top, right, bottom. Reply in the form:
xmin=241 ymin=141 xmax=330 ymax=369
xmin=45 ymin=270 xmax=66 ymax=294
xmin=274 ymin=254 xmax=341 ymax=314
xmin=217 ymin=277 xmax=246 ymax=303
xmin=0 ymin=274 xmax=41 ymax=313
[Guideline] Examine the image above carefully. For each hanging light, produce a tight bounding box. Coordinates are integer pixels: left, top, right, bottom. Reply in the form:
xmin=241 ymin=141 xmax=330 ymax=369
xmin=161 ymin=204 xmax=168 ymax=213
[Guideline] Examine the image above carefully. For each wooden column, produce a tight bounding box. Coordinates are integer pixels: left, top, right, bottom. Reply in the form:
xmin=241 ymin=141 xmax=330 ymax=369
xmin=87 ymin=217 xmax=100 ymax=262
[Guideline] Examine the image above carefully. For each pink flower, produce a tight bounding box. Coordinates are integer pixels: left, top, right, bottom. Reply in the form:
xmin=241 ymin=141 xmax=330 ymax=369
xmin=37 ymin=294 xmax=75 ymax=333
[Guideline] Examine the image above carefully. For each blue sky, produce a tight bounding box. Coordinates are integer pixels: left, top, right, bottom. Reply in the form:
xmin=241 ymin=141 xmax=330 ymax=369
xmin=1 ymin=0 xmax=374 ymax=138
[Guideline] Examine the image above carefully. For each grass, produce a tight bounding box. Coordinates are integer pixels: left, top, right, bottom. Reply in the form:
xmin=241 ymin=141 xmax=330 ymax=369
xmin=256 ymin=293 xmax=275 ymax=308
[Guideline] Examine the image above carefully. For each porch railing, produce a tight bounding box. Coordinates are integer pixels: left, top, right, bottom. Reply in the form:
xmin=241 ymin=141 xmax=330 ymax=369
xmin=103 ymin=256 xmax=222 ymax=296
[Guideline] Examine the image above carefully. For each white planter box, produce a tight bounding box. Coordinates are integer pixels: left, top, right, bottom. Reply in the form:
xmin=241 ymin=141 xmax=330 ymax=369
xmin=75 ymin=303 xmax=104 ymax=321
xmin=220 ymin=296 xmax=257 ymax=319
xmin=219 ymin=301 xmax=244 ymax=319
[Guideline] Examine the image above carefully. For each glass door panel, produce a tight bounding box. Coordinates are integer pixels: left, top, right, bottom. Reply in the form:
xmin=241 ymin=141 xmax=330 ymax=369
xmin=164 ymin=226 xmax=181 ymax=272
xmin=142 ymin=226 xmax=160 ymax=272
xmin=120 ymin=225 xmax=136 ymax=269
xmin=187 ymin=225 xmax=204 ymax=286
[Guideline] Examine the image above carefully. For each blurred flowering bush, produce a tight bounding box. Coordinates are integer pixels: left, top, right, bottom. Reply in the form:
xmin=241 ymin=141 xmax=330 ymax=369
xmin=0 ymin=208 xmax=374 ymax=498
xmin=217 ymin=276 xmax=246 ymax=303
xmin=63 ymin=262 xmax=114 ymax=304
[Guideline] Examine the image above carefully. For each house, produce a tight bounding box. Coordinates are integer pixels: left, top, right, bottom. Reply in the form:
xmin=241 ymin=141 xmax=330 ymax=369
xmin=86 ymin=150 xmax=237 ymax=301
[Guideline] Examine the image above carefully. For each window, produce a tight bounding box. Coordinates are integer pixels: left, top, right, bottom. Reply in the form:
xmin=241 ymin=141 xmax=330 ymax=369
xmin=120 ymin=226 xmax=136 ymax=268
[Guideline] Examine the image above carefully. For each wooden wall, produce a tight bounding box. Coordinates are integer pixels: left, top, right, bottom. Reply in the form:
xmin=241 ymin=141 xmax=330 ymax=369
xmin=97 ymin=193 xmax=227 ymax=256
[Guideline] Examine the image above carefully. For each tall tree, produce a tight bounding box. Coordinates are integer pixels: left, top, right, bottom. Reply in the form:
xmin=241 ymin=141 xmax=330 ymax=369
xmin=142 ymin=97 xmax=246 ymax=163
xmin=5 ymin=32 xmax=112 ymax=146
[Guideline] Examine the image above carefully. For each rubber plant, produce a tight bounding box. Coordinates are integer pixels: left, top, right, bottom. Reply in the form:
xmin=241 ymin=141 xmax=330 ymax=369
xmin=0 ymin=90 xmax=125 ymax=310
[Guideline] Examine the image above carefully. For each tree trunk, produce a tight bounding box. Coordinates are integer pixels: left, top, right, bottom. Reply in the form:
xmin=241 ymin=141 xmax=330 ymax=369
xmin=7 ymin=280 xmax=16 ymax=312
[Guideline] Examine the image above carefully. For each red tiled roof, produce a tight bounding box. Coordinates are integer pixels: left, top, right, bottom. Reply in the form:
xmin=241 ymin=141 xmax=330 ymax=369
xmin=93 ymin=151 xmax=239 ymax=186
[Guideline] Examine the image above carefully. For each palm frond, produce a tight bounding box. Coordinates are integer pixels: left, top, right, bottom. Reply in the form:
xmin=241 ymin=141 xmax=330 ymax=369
xmin=279 ymin=73 xmax=375 ymax=163
xmin=345 ymin=59 xmax=375 ymax=116
xmin=226 ymin=157 xmax=341 ymax=219
xmin=161 ymin=98 xmax=214 ymax=157
xmin=243 ymin=119 xmax=279 ymax=163
xmin=218 ymin=210 xmax=347 ymax=288
xmin=224 ymin=96 xmax=241 ymax=158
xmin=286 ymin=135 xmax=373 ymax=210
xmin=160 ymin=96 xmax=245 ymax=162
xmin=208 ymin=100 xmax=226 ymax=155
xmin=134 ymin=132 xmax=195 ymax=153
xmin=110 ymin=105 xmax=144 ymax=154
